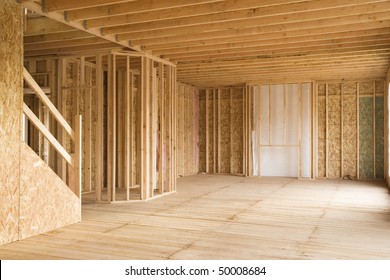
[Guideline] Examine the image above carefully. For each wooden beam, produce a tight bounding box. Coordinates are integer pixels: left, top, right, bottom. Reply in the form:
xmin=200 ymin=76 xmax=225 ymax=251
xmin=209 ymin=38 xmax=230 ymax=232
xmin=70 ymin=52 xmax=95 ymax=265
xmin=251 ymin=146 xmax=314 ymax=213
xmin=84 ymin=0 xmax=308 ymax=28
xmin=103 ymin=0 xmax=386 ymax=35
xmin=43 ymin=0 xmax=134 ymax=12
xmin=153 ymin=33 xmax=390 ymax=56
xmin=117 ymin=4 xmax=390 ymax=40
xmin=145 ymin=26 xmax=390 ymax=51
xmin=66 ymin=0 xmax=223 ymax=21
xmin=25 ymin=37 xmax=109 ymax=51
xmin=24 ymin=30 xmax=93 ymax=44
xmin=21 ymin=0 xmax=143 ymax=53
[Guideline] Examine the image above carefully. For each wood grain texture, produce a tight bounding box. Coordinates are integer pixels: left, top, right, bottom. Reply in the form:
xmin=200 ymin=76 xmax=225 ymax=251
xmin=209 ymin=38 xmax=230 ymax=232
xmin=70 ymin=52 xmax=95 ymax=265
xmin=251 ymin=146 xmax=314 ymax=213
xmin=0 ymin=175 xmax=389 ymax=259
xmin=0 ymin=0 xmax=23 ymax=246
xmin=19 ymin=143 xmax=81 ymax=240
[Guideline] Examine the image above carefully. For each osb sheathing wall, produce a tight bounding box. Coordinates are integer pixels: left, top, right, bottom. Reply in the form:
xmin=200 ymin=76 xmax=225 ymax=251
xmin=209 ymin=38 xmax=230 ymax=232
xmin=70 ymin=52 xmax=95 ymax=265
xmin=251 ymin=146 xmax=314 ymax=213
xmin=0 ymin=0 xmax=23 ymax=245
xmin=19 ymin=143 xmax=81 ymax=240
xmin=316 ymin=80 xmax=385 ymax=179
xmin=177 ymin=83 xmax=199 ymax=177
xmin=198 ymin=87 xmax=244 ymax=175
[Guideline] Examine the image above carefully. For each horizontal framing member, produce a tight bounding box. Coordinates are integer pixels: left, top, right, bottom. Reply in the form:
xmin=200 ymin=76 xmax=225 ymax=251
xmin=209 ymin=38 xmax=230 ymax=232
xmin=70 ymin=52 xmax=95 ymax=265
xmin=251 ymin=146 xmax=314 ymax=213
xmin=132 ymin=19 xmax=390 ymax=46
xmin=65 ymin=0 xmax=223 ymax=21
xmin=156 ymin=35 xmax=390 ymax=58
xmin=116 ymin=5 xmax=390 ymax=40
xmin=167 ymin=43 xmax=390 ymax=62
xmin=83 ymin=0 xmax=317 ymax=28
xmin=102 ymin=0 xmax=388 ymax=35
xmin=145 ymin=28 xmax=390 ymax=52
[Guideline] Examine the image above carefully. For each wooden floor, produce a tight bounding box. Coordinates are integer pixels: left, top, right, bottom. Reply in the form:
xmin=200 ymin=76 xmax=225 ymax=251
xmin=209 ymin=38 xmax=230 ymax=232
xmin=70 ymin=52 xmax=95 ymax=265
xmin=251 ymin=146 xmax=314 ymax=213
xmin=1 ymin=175 xmax=389 ymax=260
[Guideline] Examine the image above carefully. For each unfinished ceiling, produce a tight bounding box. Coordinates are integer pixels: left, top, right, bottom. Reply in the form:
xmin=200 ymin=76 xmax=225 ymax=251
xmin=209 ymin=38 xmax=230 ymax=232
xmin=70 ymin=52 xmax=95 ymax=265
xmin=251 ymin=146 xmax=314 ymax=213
xmin=22 ymin=0 xmax=390 ymax=87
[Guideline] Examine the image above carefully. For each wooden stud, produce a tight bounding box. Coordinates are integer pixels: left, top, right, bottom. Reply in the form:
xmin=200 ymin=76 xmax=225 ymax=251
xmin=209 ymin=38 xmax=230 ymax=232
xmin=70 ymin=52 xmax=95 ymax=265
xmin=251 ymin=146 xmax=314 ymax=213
xmin=38 ymin=99 xmax=43 ymax=159
xmin=298 ymin=83 xmax=302 ymax=178
xmin=173 ymin=67 xmax=178 ymax=191
xmin=74 ymin=114 xmax=83 ymax=201
xmin=213 ymin=89 xmax=217 ymax=173
xmin=117 ymin=69 xmax=124 ymax=190
xmin=129 ymin=71 xmax=134 ymax=189
xmin=83 ymin=58 xmax=93 ymax=193
xmin=357 ymin=82 xmax=360 ymax=179
xmin=206 ymin=89 xmax=210 ymax=173
xmin=125 ymin=56 xmax=131 ymax=200
xmin=341 ymin=82 xmax=344 ymax=178
xmin=325 ymin=83 xmax=329 ymax=178
xmin=107 ymin=54 xmax=117 ymax=202
xmin=158 ymin=63 xmax=164 ymax=193
xmin=217 ymin=89 xmax=221 ymax=174
xmin=257 ymin=85 xmax=262 ymax=177
xmin=230 ymin=88 xmax=234 ymax=174
xmin=243 ymin=86 xmax=247 ymax=176
xmin=95 ymin=54 xmax=103 ymax=202
xmin=283 ymin=84 xmax=286 ymax=146
xmin=373 ymin=81 xmax=376 ymax=179
xmin=151 ymin=65 xmax=157 ymax=196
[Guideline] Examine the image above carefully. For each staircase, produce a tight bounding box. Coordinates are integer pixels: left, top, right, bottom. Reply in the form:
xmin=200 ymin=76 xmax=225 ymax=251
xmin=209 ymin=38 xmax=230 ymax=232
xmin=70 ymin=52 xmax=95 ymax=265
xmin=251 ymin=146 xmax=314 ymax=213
xmin=18 ymin=67 xmax=82 ymax=240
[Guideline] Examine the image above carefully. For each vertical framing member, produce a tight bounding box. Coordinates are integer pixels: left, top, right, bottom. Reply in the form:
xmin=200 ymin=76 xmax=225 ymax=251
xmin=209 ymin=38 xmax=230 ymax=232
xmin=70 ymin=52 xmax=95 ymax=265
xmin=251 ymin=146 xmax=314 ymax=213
xmin=125 ymin=55 xmax=131 ymax=200
xmin=325 ymin=83 xmax=329 ymax=178
xmin=217 ymin=89 xmax=221 ymax=173
xmin=206 ymin=89 xmax=209 ymax=173
xmin=257 ymin=85 xmax=261 ymax=177
xmin=158 ymin=63 xmax=164 ymax=194
xmin=357 ymin=82 xmax=360 ymax=179
xmin=95 ymin=54 xmax=103 ymax=201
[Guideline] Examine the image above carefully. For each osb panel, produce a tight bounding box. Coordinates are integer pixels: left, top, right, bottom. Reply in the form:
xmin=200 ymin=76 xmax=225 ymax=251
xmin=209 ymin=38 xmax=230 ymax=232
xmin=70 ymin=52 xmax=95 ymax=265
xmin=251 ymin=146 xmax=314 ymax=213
xmin=220 ymin=89 xmax=231 ymax=173
xmin=231 ymin=88 xmax=243 ymax=174
xmin=359 ymin=81 xmax=374 ymax=95
xmin=198 ymin=90 xmax=207 ymax=173
xmin=328 ymin=83 xmax=341 ymax=96
xmin=359 ymin=97 xmax=374 ymax=179
xmin=375 ymin=96 xmax=384 ymax=179
xmin=342 ymin=95 xmax=357 ymax=177
xmin=375 ymin=81 xmax=384 ymax=94
xmin=328 ymin=93 xmax=341 ymax=178
xmin=317 ymin=96 xmax=326 ymax=177
xmin=318 ymin=84 xmax=326 ymax=96
xmin=90 ymin=69 xmax=97 ymax=190
xmin=19 ymin=143 xmax=81 ymax=240
xmin=185 ymin=87 xmax=195 ymax=175
xmin=0 ymin=0 xmax=23 ymax=245
xmin=342 ymin=82 xmax=357 ymax=96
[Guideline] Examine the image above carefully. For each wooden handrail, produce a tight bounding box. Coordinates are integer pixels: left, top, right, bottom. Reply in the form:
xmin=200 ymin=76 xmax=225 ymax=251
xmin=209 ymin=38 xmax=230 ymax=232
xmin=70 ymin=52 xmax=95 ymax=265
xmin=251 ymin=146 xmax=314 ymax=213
xmin=23 ymin=103 xmax=74 ymax=166
xmin=23 ymin=67 xmax=75 ymax=141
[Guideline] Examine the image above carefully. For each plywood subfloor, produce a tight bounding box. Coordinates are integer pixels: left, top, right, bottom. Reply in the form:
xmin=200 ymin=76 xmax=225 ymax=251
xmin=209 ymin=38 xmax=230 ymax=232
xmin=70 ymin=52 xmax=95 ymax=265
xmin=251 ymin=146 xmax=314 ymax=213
xmin=0 ymin=175 xmax=389 ymax=260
